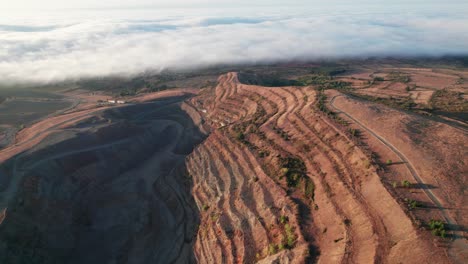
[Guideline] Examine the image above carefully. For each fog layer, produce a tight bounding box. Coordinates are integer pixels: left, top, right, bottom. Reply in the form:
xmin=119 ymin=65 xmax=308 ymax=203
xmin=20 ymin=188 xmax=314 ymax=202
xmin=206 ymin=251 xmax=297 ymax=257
xmin=1 ymin=6 xmax=467 ymax=83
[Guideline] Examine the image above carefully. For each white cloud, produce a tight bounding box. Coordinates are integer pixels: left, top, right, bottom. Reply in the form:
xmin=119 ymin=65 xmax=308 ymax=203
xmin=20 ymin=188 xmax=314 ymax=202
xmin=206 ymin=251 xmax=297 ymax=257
xmin=0 ymin=7 xmax=467 ymax=84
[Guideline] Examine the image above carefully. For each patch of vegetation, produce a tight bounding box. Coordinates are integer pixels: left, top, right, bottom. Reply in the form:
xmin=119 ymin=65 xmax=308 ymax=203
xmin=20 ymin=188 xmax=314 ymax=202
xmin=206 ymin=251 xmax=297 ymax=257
xmin=210 ymin=212 xmax=220 ymax=222
xmin=268 ymin=243 xmax=277 ymax=255
xmin=297 ymin=75 xmax=332 ymax=86
xmin=429 ymin=89 xmax=468 ymax=113
xmin=297 ymin=75 xmax=351 ymax=90
xmin=256 ymin=252 xmax=261 ymax=260
xmin=279 ymin=157 xmax=307 ymax=188
xmin=309 ymin=66 xmax=347 ymax=76
xmin=386 ymin=159 xmax=393 ymax=165
xmin=316 ymin=89 xmax=334 ymax=115
xmin=348 ymin=128 xmax=360 ymax=138
xmin=252 ymin=102 xmax=268 ymax=125
xmin=273 ymin=126 xmax=291 ymax=141
xmin=284 ymin=223 xmax=297 ymax=249
xmin=334 ymin=116 xmax=349 ymax=126
xmin=350 ymin=93 xmax=417 ymax=111
xmin=119 ymin=89 xmax=137 ymax=97
xmin=232 ymin=124 xmax=255 ymax=148
xmin=428 ymin=219 xmax=446 ymax=238
xmin=201 ymin=204 xmax=210 ymax=211
xmin=258 ymin=150 xmax=270 ymax=158
xmin=277 ymin=242 xmax=285 ymax=251
xmin=388 ymin=72 xmax=411 ymax=83
xmin=401 ymin=180 xmax=411 ymax=188
xmin=303 ymin=179 xmax=315 ymax=201
xmin=279 ymin=215 xmax=289 ymax=224
xmin=405 ymin=198 xmax=420 ymax=210
xmin=372 ymin=76 xmax=385 ymax=83
xmin=236 ymin=131 xmax=245 ymax=141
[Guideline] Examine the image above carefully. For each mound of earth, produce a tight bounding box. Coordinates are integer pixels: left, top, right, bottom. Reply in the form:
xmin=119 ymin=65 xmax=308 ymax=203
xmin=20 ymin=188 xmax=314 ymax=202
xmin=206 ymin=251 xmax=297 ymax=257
xmin=0 ymin=96 xmax=205 ymax=263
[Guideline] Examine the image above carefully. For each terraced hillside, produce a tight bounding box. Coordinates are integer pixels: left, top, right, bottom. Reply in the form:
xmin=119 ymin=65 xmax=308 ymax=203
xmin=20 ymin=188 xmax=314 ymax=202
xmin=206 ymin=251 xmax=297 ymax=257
xmin=187 ymin=72 xmax=452 ymax=263
xmin=0 ymin=71 xmax=464 ymax=264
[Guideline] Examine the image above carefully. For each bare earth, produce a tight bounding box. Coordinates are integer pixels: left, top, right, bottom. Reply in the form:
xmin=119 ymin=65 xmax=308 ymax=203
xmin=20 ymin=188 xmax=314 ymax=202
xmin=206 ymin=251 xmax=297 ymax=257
xmin=0 ymin=68 xmax=466 ymax=263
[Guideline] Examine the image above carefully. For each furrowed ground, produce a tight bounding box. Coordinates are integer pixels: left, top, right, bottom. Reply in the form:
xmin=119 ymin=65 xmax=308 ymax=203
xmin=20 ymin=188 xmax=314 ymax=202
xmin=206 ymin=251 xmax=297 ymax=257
xmin=0 ymin=62 xmax=465 ymax=264
xmin=187 ymin=72 xmax=457 ymax=263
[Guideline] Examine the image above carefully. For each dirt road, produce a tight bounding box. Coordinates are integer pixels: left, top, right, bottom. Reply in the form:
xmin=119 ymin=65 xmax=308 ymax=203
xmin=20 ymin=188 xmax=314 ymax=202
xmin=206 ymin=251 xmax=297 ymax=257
xmin=329 ymin=94 xmax=464 ymax=239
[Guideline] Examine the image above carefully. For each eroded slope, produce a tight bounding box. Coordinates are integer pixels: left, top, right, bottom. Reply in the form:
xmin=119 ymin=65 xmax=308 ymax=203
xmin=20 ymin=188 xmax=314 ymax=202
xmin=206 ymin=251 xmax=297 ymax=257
xmin=187 ymin=73 xmax=451 ymax=263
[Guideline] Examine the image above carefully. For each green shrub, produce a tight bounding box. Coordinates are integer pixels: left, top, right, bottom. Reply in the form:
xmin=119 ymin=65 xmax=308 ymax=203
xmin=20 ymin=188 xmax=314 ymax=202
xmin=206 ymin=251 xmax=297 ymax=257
xmin=285 ymin=224 xmax=296 ymax=249
xmin=401 ymin=180 xmax=411 ymax=188
xmin=348 ymin=128 xmax=359 ymax=137
xmin=268 ymin=243 xmax=277 ymax=255
xmin=304 ymin=179 xmax=315 ymax=201
xmin=279 ymin=157 xmax=307 ymax=188
xmin=277 ymin=242 xmax=285 ymax=251
xmin=388 ymin=72 xmax=411 ymax=83
xmin=428 ymin=219 xmax=446 ymax=237
xmin=236 ymin=132 xmax=245 ymax=141
xmin=279 ymin=215 xmax=289 ymax=225
xmin=373 ymin=77 xmax=385 ymax=82
xmin=406 ymin=199 xmax=420 ymax=210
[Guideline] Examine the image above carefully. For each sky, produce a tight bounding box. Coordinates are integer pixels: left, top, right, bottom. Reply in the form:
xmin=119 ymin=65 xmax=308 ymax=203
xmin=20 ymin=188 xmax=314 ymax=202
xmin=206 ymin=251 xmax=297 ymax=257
xmin=0 ymin=1 xmax=467 ymax=84
xmin=3 ymin=0 xmax=467 ymax=9
xmin=0 ymin=0 xmax=376 ymax=9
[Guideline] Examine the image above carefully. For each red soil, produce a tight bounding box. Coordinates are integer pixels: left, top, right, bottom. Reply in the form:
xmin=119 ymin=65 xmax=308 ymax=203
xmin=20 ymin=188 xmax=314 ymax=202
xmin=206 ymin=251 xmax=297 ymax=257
xmin=187 ymin=73 xmax=453 ymax=263
xmin=0 ymin=71 xmax=463 ymax=264
xmin=327 ymin=89 xmax=467 ymax=263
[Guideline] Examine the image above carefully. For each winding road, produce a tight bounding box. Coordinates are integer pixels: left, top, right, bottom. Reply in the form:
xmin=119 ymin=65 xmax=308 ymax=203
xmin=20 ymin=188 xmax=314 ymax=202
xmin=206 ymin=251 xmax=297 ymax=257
xmin=329 ymin=94 xmax=460 ymax=236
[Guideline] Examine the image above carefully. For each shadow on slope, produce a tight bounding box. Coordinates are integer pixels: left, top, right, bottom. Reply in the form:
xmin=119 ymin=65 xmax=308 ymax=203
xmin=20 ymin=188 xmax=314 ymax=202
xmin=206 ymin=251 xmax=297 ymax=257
xmin=0 ymin=96 xmax=206 ymax=264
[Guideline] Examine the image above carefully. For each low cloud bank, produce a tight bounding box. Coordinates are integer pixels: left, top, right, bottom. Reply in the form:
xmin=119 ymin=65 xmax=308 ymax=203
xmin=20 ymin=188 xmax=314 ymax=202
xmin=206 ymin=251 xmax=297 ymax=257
xmin=1 ymin=8 xmax=467 ymax=84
